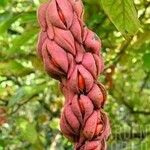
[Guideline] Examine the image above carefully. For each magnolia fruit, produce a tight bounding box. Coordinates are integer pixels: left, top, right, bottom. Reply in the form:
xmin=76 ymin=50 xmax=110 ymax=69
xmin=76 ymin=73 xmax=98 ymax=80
xmin=37 ymin=0 xmax=111 ymax=149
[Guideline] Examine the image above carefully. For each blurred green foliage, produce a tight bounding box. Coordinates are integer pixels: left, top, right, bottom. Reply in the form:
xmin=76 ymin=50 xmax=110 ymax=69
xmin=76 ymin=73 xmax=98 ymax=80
xmin=0 ymin=0 xmax=150 ymax=150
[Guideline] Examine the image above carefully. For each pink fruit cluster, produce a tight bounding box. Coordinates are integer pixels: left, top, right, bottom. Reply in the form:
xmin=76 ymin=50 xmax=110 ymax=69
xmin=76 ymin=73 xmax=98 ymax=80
xmin=37 ymin=0 xmax=111 ymax=149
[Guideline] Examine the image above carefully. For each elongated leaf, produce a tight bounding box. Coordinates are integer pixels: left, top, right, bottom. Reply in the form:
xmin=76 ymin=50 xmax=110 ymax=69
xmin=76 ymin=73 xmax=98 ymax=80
xmin=19 ymin=11 xmax=36 ymax=24
xmin=100 ymin=0 xmax=141 ymax=38
xmin=0 ymin=12 xmax=36 ymax=34
xmin=8 ymin=84 xmax=45 ymax=107
xmin=2 ymin=28 xmax=39 ymax=57
xmin=0 ymin=61 xmax=33 ymax=76
xmin=0 ymin=13 xmax=18 ymax=34
xmin=9 ymin=28 xmax=38 ymax=51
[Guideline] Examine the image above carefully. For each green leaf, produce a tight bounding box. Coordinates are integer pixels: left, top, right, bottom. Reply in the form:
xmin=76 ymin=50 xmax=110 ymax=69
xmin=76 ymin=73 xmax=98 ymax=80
xmin=0 ymin=13 xmax=18 ymax=34
xmin=16 ymin=118 xmax=38 ymax=144
xmin=0 ymin=61 xmax=33 ymax=76
xmin=1 ymin=28 xmax=39 ymax=58
xmin=100 ymin=0 xmax=141 ymax=38
xmin=143 ymin=53 xmax=150 ymax=70
xmin=19 ymin=12 xmax=36 ymax=24
xmin=8 ymin=28 xmax=38 ymax=54
xmin=8 ymin=84 xmax=45 ymax=107
xmin=0 ymin=12 xmax=37 ymax=35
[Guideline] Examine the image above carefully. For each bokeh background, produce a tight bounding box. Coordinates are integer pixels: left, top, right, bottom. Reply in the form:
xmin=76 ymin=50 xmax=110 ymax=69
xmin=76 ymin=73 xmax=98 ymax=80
xmin=0 ymin=0 xmax=150 ymax=150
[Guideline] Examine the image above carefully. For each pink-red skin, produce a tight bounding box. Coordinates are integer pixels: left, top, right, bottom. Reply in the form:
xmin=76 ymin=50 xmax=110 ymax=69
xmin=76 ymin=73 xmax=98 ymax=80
xmin=37 ymin=0 xmax=111 ymax=149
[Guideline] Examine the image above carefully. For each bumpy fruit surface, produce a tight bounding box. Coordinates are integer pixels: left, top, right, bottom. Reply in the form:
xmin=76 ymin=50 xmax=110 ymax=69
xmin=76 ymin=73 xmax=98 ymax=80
xmin=37 ymin=0 xmax=111 ymax=149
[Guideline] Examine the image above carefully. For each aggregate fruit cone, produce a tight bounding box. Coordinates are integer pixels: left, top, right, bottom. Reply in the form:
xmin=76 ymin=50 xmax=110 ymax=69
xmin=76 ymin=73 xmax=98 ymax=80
xmin=37 ymin=0 xmax=111 ymax=149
